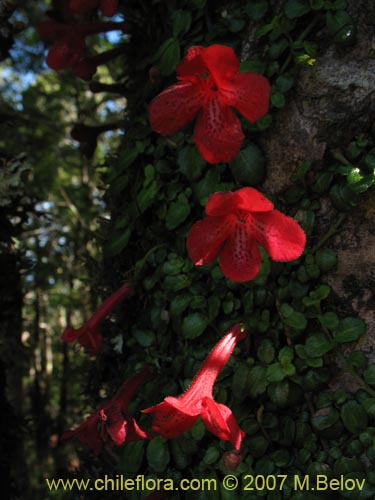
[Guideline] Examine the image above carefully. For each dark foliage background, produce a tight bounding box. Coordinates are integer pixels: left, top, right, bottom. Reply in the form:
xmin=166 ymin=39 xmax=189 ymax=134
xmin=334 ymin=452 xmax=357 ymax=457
xmin=1 ymin=0 xmax=375 ymax=499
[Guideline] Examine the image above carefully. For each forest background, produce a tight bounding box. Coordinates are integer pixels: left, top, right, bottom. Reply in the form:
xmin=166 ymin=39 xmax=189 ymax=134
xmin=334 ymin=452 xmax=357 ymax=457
xmin=1 ymin=0 xmax=375 ymax=499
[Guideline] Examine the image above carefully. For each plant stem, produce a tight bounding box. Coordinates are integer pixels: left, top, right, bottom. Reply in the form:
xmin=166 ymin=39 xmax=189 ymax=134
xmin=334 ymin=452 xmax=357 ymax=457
xmin=310 ymin=213 xmax=346 ymax=254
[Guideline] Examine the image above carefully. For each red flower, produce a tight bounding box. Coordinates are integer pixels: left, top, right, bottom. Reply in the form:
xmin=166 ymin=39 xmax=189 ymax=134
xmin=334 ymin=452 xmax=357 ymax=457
xmin=99 ymin=0 xmax=118 ymax=17
xmin=62 ymin=282 xmax=133 ymax=355
xmin=63 ymin=366 xmax=152 ymax=454
xmin=142 ymin=323 xmax=246 ymax=450
xmin=46 ymin=36 xmax=86 ymax=70
xmin=186 ymin=187 xmax=306 ymax=282
xmin=38 ymin=20 xmax=125 ymax=70
xmin=148 ymin=44 xmax=270 ymax=164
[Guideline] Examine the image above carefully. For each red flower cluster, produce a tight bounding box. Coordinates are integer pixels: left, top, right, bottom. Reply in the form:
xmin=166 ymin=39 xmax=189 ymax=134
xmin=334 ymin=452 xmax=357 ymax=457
xmin=38 ymin=15 xmax=124 ymax=74
xmin=63 ymin=366 xmax=152 ymax=454
xmin=149 ymin=45 xmax=271 ymax=163
xmin=62 ymin=283 xmax=132 ymax=355
xmin=187 ymin=187 xmax=306 ymax=282
xmin=143 ymin=323 xmax=246 ymax=450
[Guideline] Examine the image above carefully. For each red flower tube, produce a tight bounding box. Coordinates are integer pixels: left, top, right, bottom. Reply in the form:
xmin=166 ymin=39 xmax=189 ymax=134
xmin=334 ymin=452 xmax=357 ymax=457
xmin=39 ymin=20 xmax=126 ymax=71
xmin=186 ymin=187 xmax=306 ymax=282
xmin=142 ymin=323 xmax=247 ymax=450
xmin=62 ymin=282 xmax=133 ymax=355
xmin=148 ymin=44 xmax=270 ymax=164
xmin=62 ymin=366 xmax=152 ymax=454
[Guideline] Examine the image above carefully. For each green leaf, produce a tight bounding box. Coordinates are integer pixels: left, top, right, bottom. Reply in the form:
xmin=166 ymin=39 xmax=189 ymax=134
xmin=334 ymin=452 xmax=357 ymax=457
xmin=192 ymin=0 xmax=206 ymax=7
xmin=232 ymin=363 xmax=250 ymax=397
xmin=279 ymin=346 xmax=294 ymax=365
xmin=132 ymin=328 xmax=155 ymax=347
xmin=267 ymin=362 xmax=285 ymax=382
xmin=172 ymin=10 xmax=192 ymax=36
xmin=163 ymin=274 xmax=191 ymax=292
xmin=239 ymin=60 xmax=266 ymax=73
xmin=208 ymin=296 xmax=221 ymax=321
xmin=147 ymin=436 xmax=170 ymax=472
xmin=334 ymin=317 xmax=366 ymax=343
xmin=245 ymin=0 xmax=269 ymax=21
xmin=341 ymin=401 xmax=368 ymax=435
xmin=178 ymin=145 xmax=205 ymax=181
xmin=312 ymin=408 xmax=340 ymax=431
xmin=104 ymin=227 xmax=132 ymax=257
xmin=257 ymin=339 xmax=275 ymax=364
xmin=269 ymin=38 xmax=289 ymax=59
xmin=155 ymin=37 xmax=181 ymax=76
xmin=229 ymin=144 xmax=266 ymax=185
xmin=268 ymin=380 xmax=290 ymax=407
xmin=285 ymin=0 xmax=311 ymax=19
xmin=165 ymin=193 xmax=190 ymax=230
xmin=302 ymin=284 xmax=331 ymax=306
xmin=305 ymin=333 xmax=334 ymax=357
xmin=312 ymin=171 xmax=334 ymax=194
xmin=248 ymin=365 xmax=268 ymax=397
xmin=285 ymin=311 xmax=307 ymax=330
xmin=181 ymin=313 xmax=208 ymax=339
xmin=330 ymin=182 xmax=359 ymax=211
xmin=203 ymin=446 xmax=220 ymax=465
xmin=137 ymin=180 xmax=159 ymax=212
xmin=120 ymin=441 xmax=145 ymax=475
xmin=271 ymin=90 xmax=286 ymax=108
xmin=315 ymin=248 xmax=337 ymax=272
xmin=249 ymin=435 xmax=269 ymax=457
xmin=326 ymin=10 xmax=355 ymax=44
xmin=170 ymin=294 xmax=191 ymax=316
xmin=275 ymin=73 xmax=294 ymax=93
xmin=362 ymin=398 xmax=375 ymax=418
xmin=318 ymin=312 xmax=339 ymax=329
xmin=364 ymin=365 xmax=375 ymax=385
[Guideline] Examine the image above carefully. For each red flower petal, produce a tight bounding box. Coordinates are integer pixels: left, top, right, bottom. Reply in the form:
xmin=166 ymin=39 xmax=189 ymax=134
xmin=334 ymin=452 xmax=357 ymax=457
xmin=221 ymin=72 xmax=271 ymax=122
xmin=70 ymin=0 xmax=99 ymax=13
xmin=193 ymin=97 xmax=244 ymax=163
xmin=219 ymin=222 xmax=261 ymax=282
xmin=252 ymin=210 xmax=306 ymax=261
xmin=143 ymin=400 xmax=198 ymax=438
xmin=206 ymin=187 xmax=273 ymax=216
xmin=200 ymin=397 xmax=244 ymax=450
xmin=100 ymin=0 xmax=118 ymax=16
xmin=201 ymin=45 xmax=239 ymax=88
xmin=46 ymin=37 xmax=86 ymax=70
xmin=149 ymin=82 xmax=203 ymax=135
xmin=176 ymin=46 xmax=206 ymax=81
xmin=186 ymin=215 xmax=234 ymax=266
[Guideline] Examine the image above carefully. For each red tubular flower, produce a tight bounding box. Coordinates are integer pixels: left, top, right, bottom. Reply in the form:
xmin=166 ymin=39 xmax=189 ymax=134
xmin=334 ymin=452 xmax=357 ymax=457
xmin=100 ymin=0 xmax=118 ymax=16
xmin=148 ymin=44 xmax=271 ymax=164
xmin=62 ymin=366 xmax=152 ymax=454
xmin=46 ymin=36 xmax=86 ymax=70
xmin=38 ymin=20 xmax=125 ymax=70
xmin=62 ymin=282 xmax=133 ymax=355
xmin=187 ymin=187 xmax=306 ymax=282
xmin=142 ymin=323 xmax=246 ymax=450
